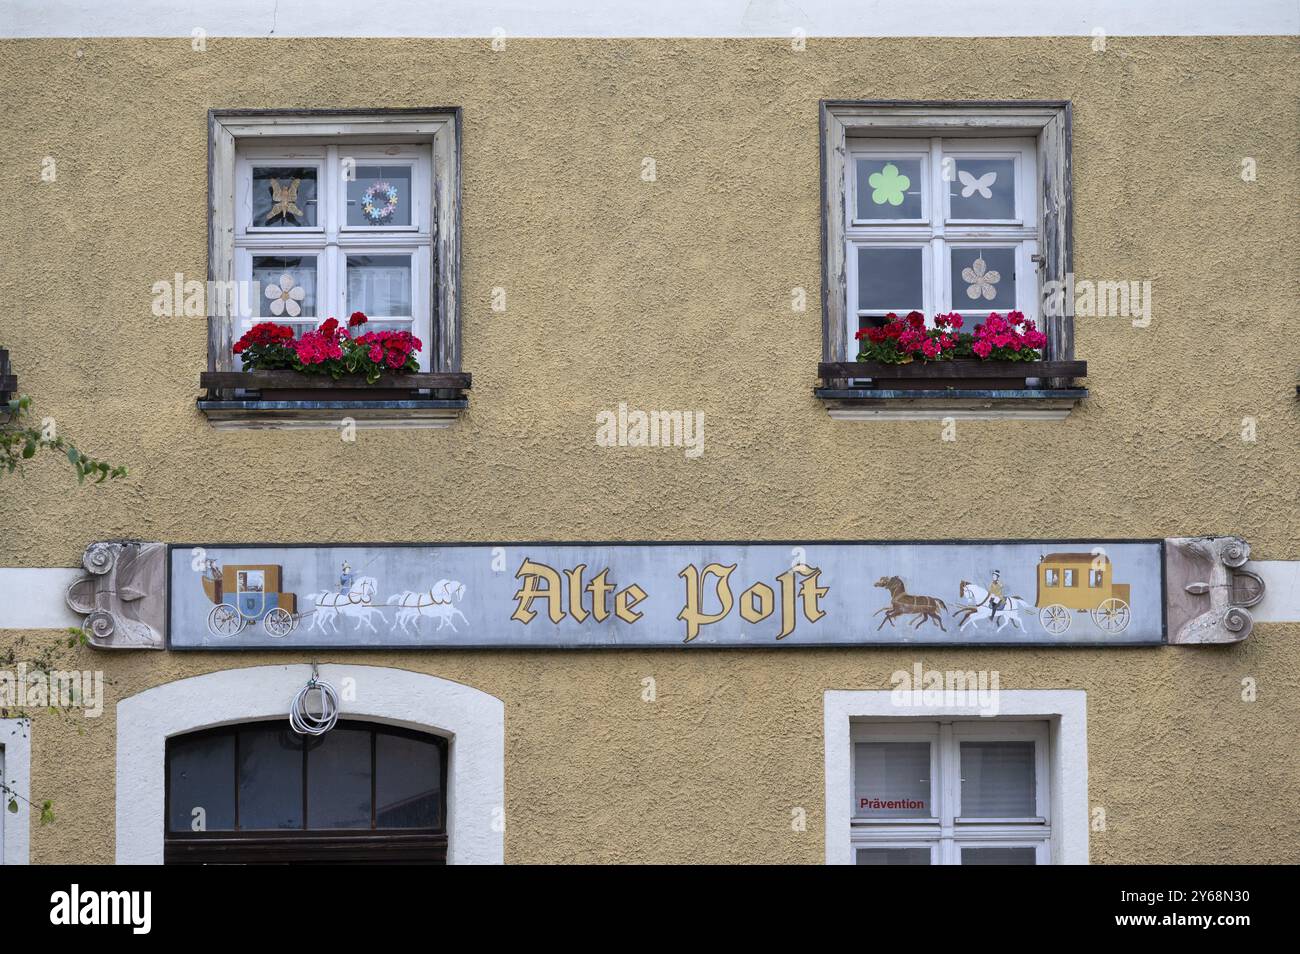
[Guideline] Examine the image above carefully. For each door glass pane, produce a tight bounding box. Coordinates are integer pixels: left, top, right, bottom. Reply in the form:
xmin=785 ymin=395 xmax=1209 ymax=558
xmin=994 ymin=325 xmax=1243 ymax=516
xmin=961 ymin=846 xmax=1037 ymax=865
xmin=346 ymin=165 xmax=413 ymax=227
xmin=168 ymin=733 xmax=235 ymax=831
xmin=960 ymin=740 xmax=1036 ymax=817
xmin=947 ymin=157 xmax=1016 ymax=220
xmin=306 ymin=727 xmax=372 ymax=829
xmin=951 ymin=247 xmax=1015 ymax=310
xmin=854 ymin=741 xmax=932 ymax=817
xmin=252 ymin=166 xmax=319 ymax=227
xmin=254 ymin=256 xmax=317 ymax=321
xmin=347 ymin=255 xmax=412 ymax=318
xmin=857 ymin=247 xmax=923 ymax=312
xmin=856 ymin=847 xmax=931 ymax=865
xmin=376 ymin=733 xmax=443 ymax=829
xmin=237 ymin=724 xmax=303 ymax=830
xmin=856 ymin=158 xmax=923 ymax=220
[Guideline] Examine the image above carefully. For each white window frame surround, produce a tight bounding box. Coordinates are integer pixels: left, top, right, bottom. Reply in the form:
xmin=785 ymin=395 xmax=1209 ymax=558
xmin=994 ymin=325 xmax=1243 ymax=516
xmin=0 ymin=718 xmax=32 ymax=865
xmin=846 ymin=137 xmax=1039 ymax=334
xmin=209 ymin=109 xmax=462 ymax=375
xmin=820 ymin=101 xmax=1074 ymax=370
xmin=824 ymin=689 xmax=1088 ymax=865
xmin=116 ymin=665 xmax=504 ymax=864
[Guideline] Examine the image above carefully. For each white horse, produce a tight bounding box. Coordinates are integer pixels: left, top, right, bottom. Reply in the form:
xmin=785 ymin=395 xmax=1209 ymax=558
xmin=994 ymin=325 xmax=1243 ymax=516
xmin=388 ymin=579 xmax=468 ymax=634
xmin=954 ymin=581 xmax=1032 ymax=632
xmin=307 ymin=576 xmax=387 ymax=634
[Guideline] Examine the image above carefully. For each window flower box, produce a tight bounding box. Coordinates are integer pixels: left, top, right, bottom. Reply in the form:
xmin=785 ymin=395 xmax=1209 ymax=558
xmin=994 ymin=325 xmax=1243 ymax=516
xmin=818 ymin=359 xmax=1086 ymax=392
xmin=197 ymin=313 xmax=470 ymax=429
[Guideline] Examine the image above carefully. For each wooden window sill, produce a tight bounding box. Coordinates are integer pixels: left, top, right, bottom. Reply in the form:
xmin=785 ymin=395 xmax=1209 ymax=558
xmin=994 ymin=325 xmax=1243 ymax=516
xmin=197 ymin=370 xmax=470 ymax=430
xmin=816 ymin=360 xmax=1086 ymax=421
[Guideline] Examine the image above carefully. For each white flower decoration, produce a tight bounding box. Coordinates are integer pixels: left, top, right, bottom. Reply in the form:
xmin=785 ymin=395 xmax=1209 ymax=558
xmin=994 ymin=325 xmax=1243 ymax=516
xmin=264 ymin=272 xmax=306 ymax=317
xmin=961 ymin=256 xmax=1001 ymax=301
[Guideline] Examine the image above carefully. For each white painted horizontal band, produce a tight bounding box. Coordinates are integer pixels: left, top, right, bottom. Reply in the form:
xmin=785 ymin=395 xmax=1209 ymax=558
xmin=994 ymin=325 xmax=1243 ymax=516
xmin=2 ymin=0 xmax=1296 ymax=39
xmin=0 ymin=568 xmax=81 ymax=629
xmin=1248 ymin=561 xmax=1300 ymax=623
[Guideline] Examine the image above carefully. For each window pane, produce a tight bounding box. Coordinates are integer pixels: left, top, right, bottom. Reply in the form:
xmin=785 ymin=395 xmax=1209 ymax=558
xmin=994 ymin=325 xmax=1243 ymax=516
xmin=960 ymin=741 xmax=1036 ymax=817
xmin=951 ymin=247 xmax=1015 ymax=310
xmin=168 ymin=733 xmax=235 ymax=832
xmin=854 ymin=741 xmax=931 ymax=817
xmin=237 ymin=724 xmax=303 ymax=830
xmin=254 ymin=257 xmax=317 ymax=321
xmin=948 ymin=157 xmax=1016 ymax=220
xmin=961 ymin=847 xmax=1037 ymax=865
xmin=347 ymin=165 xmax=413 ymax=227
xmin=376 ymin=733 xmax=443 ymax=829
xmin=252 ymin=166 xmax=318 ymax=227
xmin=347 ymin=255 xmax=412 ymax=318
xmin=857 ymin=247 xmax=923 ymax=311
xmin=856 ymin=158 xmax=922 ymax=220
xmin=306 ymin=727 xmax=372 ymax=829
xmin=856 ymin=847 xmax=931 ymax=865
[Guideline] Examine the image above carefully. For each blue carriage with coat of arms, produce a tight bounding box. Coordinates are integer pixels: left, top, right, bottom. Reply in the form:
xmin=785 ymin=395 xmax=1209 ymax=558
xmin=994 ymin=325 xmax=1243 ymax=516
xmin=202 ymin=563 xmax=299 ymax=638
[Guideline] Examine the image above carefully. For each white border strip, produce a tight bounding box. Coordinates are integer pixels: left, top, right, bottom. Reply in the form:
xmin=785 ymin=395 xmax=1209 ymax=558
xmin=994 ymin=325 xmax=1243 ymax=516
xmin=1 ymin=719 xmax=32 ymax=865
xmin=116 ymin=664 xmax=505 ymax=864
xmin=0 ymin=569 xmax=80 ymax=629
xmin=824 ymin=688 xmax=1089 ymax=864
xmin=2 ymin=0 xmax=1296 ymax=38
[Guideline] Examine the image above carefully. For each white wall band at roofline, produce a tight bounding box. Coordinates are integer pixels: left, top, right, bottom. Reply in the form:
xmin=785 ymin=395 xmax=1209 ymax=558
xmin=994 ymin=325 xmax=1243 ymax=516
xmin=1 ymin=0 xmax=1296 ymax=39
xmin=115 ymin=664 xmax=505 ymax=863
xmin=3 ymin=561 xmax=1300 ymax=629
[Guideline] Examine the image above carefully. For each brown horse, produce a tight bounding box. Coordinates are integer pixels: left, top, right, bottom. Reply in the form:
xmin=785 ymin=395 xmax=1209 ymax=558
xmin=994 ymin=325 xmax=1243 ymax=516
xmin=874 ymin=576 xmax=948 ymax=631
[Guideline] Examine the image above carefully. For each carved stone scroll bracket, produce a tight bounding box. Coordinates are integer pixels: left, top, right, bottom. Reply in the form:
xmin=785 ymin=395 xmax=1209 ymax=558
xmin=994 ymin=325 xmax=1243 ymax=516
xmin=1164 ymin=536 xmax=1265 ymax=645
xmin=65 ymin=541 xmax=167 ymax=649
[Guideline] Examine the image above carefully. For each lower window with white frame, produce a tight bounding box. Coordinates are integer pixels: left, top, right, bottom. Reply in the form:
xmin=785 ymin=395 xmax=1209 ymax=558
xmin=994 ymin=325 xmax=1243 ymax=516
xmin=851 ymin=720 xmax=1050 ymax=865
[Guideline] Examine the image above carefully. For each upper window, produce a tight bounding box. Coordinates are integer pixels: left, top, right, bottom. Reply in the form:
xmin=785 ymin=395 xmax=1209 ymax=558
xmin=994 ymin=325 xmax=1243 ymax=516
xmin=165 ymin=719 xmax=447 ymax=864
xmin=847 ymin=137 xmax=1038 ymax=342
xmin=207 ymin=110 xmax=462 ymax=376
xmin=820 ymin=102 xmax=1074 ymax=369
xmin=851 ymin=721 xmax=1050 ymax=865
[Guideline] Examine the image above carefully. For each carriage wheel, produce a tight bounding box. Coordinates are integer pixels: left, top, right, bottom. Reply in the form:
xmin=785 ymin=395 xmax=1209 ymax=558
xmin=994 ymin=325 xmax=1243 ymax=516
xmin=207 ymin=603 xmax=245 ymax=638
xmin=264 ymin=607 xmax=295 ymax=639
xmin=1091 ymin=598 xmax=1131 ymax=634
xmin=1039 ymin=603 xmax=1072 ymax=635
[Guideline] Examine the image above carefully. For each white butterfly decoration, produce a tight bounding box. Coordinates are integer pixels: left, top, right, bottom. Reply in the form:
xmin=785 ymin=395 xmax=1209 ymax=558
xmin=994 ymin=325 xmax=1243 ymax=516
xmin=958 ymin=170 xmax=998 ymax=199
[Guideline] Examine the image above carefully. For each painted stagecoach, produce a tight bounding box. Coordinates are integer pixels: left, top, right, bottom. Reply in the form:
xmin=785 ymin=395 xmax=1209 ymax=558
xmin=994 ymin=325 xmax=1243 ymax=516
xmin=1035 ymin=552 xmax=1131 ymax=635
xmin=202 ymin=563 xmax=299 ymax=638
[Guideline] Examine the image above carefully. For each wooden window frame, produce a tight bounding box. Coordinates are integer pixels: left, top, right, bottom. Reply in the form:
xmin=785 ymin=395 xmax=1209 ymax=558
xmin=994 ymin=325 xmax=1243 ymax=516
xmin=821 ymin=101 xmax=1074 ymax=376
xmin=163 ymin=718 xmax=448 ymax=865
xmin=208 ymin=109 xmax=462 ymax=375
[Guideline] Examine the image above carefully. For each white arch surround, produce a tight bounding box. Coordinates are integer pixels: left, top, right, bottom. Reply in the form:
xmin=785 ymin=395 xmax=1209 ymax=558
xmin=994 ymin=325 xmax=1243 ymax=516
xmin=116 ymin=664 xmax=504 ymax=864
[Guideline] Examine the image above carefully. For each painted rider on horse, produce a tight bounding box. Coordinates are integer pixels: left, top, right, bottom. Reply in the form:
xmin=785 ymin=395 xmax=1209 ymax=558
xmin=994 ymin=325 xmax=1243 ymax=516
xmin=987 ymin=570 xmax=1006 ymax=624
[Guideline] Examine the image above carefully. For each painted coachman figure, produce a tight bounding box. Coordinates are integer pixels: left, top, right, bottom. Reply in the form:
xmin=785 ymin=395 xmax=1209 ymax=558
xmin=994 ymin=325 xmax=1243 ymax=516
xmin=987 ymin=570 xmax=1007 ymax=623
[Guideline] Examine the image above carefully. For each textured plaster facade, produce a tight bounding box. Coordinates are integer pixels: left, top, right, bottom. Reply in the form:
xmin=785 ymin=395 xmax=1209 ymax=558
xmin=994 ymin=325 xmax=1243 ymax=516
xmin=0 ymin=37 xmax=1297 ymax=863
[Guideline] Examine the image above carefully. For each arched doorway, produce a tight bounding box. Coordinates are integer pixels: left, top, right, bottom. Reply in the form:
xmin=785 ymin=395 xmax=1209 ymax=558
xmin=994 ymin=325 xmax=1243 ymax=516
xmin=116 ymin=665 xmax=504 ymax=864
xmin=165 ymin=719 xmax=447 ymax=864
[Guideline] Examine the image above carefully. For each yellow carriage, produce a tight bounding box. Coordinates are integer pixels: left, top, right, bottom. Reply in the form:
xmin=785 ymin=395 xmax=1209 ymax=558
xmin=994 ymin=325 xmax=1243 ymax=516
xmin=1035 ymin=552 xmax=1131 ymax=635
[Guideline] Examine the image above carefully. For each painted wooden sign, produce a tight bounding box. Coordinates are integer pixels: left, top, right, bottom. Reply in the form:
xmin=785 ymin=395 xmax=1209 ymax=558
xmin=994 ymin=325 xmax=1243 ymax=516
xmin=166 ymin=540 xmax=1166 ymax=649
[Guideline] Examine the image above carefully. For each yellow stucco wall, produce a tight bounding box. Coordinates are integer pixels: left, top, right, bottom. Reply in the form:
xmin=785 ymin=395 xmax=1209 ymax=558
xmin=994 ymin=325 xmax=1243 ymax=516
xmin=0 ymin=37 xmax=1297 ymax=863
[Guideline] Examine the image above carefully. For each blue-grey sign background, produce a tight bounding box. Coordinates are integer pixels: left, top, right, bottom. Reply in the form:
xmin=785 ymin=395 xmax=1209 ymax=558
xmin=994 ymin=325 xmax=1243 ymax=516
xmin=167 ymin=541 xmax=1165 ymax=648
